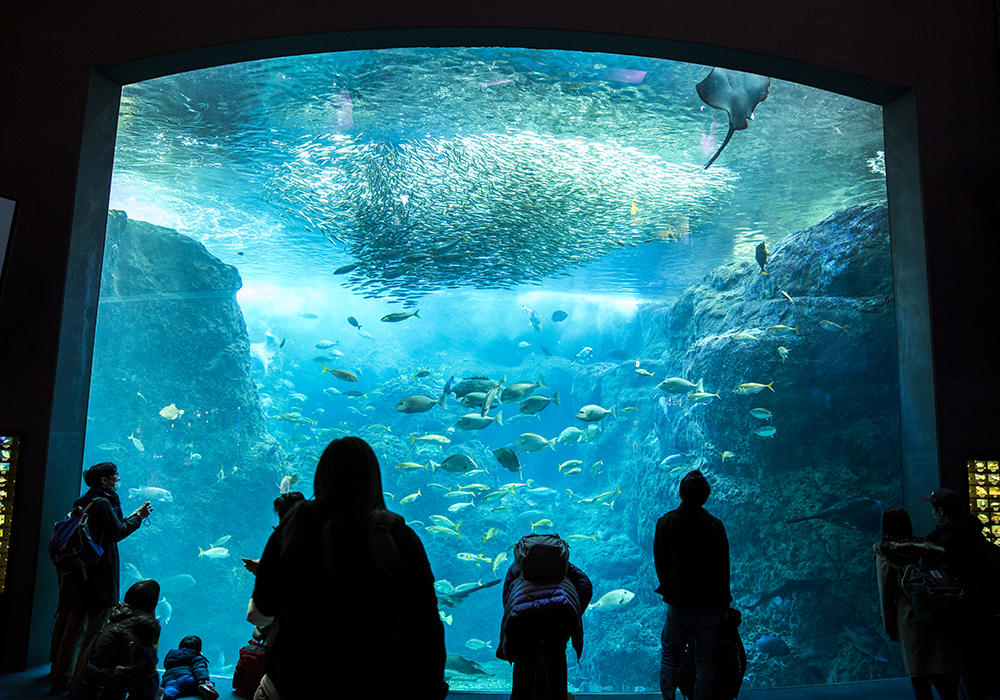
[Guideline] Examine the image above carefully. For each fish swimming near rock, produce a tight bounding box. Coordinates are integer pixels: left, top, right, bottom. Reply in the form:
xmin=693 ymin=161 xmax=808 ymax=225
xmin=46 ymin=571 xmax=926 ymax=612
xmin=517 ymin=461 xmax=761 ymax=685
xmin=521 ymin=305 xmax=542 ymax=332
xmin=439 ymin=454 xmax=478 ymax=474
xmin=158 ymin=403 xmax=184 ymax=420
xmin=321 ymin=364 xmax=358 ymax=382
xmin=587 ymin=588 xmax=635 ymax=613
xmin=842 ymin=623 xmax=889 ymax=662
xmin=516 ymin=432 xmax=556 ymax=452
xmin=380 ymin=309 xmax=420 ymax=322
xmin=395 ymin=394 xmax=445 ymax=413
xmin=452 ymin=376 xmax=499 ymax=398
xmin=755 ymin=241 xmax=769 ymax=274
xmin=437 ymin=579 xmax=502 ymax=609
xmin=130 ymin=486 xmax=172 ymax=502
xmin=657 ymin=377 xmax=701 ymax=394
xmin=501 ymin=375 xmax=546 ymax=403
xmin=576 ymin=404 xmax=615 ymax=422
xmin=492 ymin=447 xmax=521 ymax=472
xmin=456 ymin=412 xmax=503 ymax=430
xmin=696 ymin=67 xmax=771 ymax=169
xmin=785 ymin=496 xmax=883 ymax=533
xmin=445 ymin=654 xmax=493 ymax=677
xmin=519 ymin=392 xmax=560 ymax=415
xmin=748 ymin=576 xmax=831 ymax=609
xmin=249 ymin=331 xmax=283 ymax=375
xmin=756 ymin=635 xmax=790 ymax=657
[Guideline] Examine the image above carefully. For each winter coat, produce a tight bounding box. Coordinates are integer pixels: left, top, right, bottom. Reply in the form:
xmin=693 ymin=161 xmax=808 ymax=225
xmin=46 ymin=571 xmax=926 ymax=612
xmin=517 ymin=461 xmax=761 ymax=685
xmin=496 ymin=561 xmax=592 ymax=662
xmin=654 ymin=503 xmax=731 ymax=609
xmin=874 ymin=538 xmax=961 ymax=677
xmin=161 ymin=648 xmax=211 ymax=686
xmin=253 ymin=504 xmax=447 ymax=699
xmin=71 ymin=488 xmax=143 ymax=609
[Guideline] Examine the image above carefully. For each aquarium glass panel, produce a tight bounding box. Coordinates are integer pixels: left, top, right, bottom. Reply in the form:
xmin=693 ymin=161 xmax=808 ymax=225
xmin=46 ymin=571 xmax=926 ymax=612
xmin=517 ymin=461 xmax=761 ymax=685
xmin=87 ymin=47 xmax=898 ymax=692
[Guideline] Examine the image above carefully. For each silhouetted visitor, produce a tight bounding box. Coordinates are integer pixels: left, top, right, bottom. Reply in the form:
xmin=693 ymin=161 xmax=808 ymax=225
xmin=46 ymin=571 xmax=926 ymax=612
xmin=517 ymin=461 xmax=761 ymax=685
xmin=874 ymin=507 xmax=960 ymax=700
xmin=50 ymin=462 xmax=152 ymax=695
xmin=73 ymin=579 xmax=160 ymax=700
xmin=925 ymin=488 xmax=1000 ymax=700
xmin=161 ymin=634 xmax=217 ymax=700
xmin=654 ymin=469 xmax=731 ymax=700
xmin=241 ymin=491 xmax=305 ymax=577
xmin=250 ymin=437 xmax=447 ymax=699
xmin=496 ymin=533 xmax=592 ymax=700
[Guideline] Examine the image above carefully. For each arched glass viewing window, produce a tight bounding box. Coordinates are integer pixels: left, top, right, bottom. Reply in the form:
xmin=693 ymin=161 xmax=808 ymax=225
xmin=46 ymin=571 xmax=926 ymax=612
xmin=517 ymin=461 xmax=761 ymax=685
xmin=91 ymin=46 xmax=895 ymax=692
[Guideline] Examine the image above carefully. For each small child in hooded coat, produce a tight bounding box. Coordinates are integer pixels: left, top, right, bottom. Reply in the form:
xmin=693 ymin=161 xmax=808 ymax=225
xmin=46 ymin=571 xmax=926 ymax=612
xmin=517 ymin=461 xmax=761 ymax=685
xmin=160 ymin=635 xmax=216 ymax=699
xmin=497 ymin=534 xmax=592 ymax=700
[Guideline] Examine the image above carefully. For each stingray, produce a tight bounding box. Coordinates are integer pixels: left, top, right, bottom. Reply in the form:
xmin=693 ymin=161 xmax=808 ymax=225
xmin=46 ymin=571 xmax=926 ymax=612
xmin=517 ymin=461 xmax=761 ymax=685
xmin=695 ymin=67 xmax=771 ymax=169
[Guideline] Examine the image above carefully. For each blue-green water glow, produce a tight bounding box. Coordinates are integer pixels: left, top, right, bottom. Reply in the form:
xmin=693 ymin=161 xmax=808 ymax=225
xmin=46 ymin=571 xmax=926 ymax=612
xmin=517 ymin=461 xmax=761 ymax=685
xmin=86 ymin=47 xmax=895 ymax=692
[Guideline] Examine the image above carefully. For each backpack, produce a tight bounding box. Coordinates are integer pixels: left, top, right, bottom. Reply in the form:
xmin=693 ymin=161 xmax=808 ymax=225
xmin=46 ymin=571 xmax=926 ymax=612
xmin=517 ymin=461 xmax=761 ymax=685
xmin=899 ymin=557 xmax=964 ymax=623
xmin=232 ymin=639 xmax=267 ymax=698
xmin=49 ymin=500 xmax=104 ymax=576
xmin=514 ymin=534 xmax=569 ymax=582
xmin=676 ymin=608 xmax=746 ymax=700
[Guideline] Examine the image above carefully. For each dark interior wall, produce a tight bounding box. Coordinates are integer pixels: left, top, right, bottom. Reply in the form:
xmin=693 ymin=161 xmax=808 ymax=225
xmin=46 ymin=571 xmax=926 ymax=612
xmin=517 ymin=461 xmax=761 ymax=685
xmin=1 ymin=0 xmax=997 ymax=671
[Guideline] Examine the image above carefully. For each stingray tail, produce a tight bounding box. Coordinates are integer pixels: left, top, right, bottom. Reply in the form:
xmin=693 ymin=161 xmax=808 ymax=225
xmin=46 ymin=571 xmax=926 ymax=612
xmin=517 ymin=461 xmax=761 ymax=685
xmin=704 ymin=125 xmax=735 ymax=169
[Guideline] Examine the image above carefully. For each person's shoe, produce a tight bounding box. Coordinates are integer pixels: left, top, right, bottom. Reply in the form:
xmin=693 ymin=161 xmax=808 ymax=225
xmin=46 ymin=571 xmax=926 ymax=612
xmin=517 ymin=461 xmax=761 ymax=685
xmin=196 ymin=680 xmax=220 ymax=700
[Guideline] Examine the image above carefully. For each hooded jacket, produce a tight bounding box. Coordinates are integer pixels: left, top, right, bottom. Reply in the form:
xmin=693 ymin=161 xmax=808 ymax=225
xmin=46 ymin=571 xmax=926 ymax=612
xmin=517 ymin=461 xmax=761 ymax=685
xmin=497 ymin=560 xmax=592 ymax=662
xmin=161 ymin=647 xmax=211 ymax=686
xmin=71 ymin=487 xmax=143 ymax=609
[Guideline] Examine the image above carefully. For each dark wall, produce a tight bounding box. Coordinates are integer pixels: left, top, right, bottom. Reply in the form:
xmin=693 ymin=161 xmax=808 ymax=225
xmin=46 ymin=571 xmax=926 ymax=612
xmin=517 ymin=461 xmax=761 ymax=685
xmin=1 ymin=0 xmax=997 ymax=671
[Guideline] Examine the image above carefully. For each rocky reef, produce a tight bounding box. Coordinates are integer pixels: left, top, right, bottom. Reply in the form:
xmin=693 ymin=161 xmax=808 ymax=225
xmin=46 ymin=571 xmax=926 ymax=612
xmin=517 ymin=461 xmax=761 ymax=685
xmin=568 ymin=203 xmax=902 ymax=689
xmin=86 ymin=211 xmax=288 ymax=657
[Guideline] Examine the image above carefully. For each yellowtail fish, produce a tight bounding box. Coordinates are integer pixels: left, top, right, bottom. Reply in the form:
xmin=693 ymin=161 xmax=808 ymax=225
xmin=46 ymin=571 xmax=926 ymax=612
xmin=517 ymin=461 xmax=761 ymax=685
xmin=492 ymin=551 xmax=509 ymax=574
xmin=777 ymin=346 xmax=789 ymax=362
xmin=399 ymin=490 xmax=421 ymax=505
xmin=619 ymin=405 xmax=639 ymax=414
xmin=766 ymin=325 xmax=798 ymax=335
xmin=730 ymin=331 xmax=761 ymax=341
xmin=481 ymin=489 xmax=513 ymax=504
xmin=780 ymin=290 xmax=794 ymax=304
xmin=721 ymin=451 xmax=735 ymax=462
xmin=320 ymin=364 xmax=358 ymax=382
xmin=426 ymin=525 xmax=462 ymax=539
xmin=733 ymin=381 xmax=775 ymax=395
xmin=563 ymin=468 xmax=582 ymax=475
xmin=482 ymin=527 xmax=501 ymax=543
xmin=409 ymin=433 xmax=451 ymax=446
xmin=394 ymin=461 xmax=431 ymax=472
xmin=634 ymin=368 xmax=655 ymax=377
xmin=686 ymin=392 xmax=721 ymax=403
xmin=279 ymin=474 xmax=299 ymax=493
xmin=566 ymin=534 xmax=598 ymax=543
xmin=819 ymin=320 xmax=849 ymax=333
xmin=559 ymin=459 xmax=583 ymax=472
xmin=443 ymin=490 xmax=476 ymax=500
xmin=128 ymin=433 xmax=145 ymax=452
xmin=429 ymin=515 xmax=461 ymax=529
xmin=456 ymin=552 xmax=492 ymax=565
xmin=530 ymin=519 xmax=554 ymax=532
xmin=589 ymin=459 xmax=604 ymax=477
xmin=595 ymin=486 xmax=622 ymax=503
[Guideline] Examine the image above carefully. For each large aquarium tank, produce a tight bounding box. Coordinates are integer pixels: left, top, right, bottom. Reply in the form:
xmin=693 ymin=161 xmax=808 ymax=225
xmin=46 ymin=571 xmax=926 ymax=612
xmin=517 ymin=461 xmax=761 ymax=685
xmin=83 ymin=46 xmax=899 ymax=692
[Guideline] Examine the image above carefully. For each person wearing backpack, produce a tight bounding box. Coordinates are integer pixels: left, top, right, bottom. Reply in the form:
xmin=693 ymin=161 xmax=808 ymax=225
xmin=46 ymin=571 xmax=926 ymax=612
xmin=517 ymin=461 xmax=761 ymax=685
xmin=925 ymin=488 xmax=1000 ymax=700
xmin=496 ymin=533 xmax=593 ymax=700
xmin=654 ymin=469 xmax=731 ymax=700
xmin=50 ymin=462 xmax=152 ymax=695
xmin=73 ymin=578 xmax=161 ymax=700
xmin=875 ymin=507 xmax=960 ymax=700
xmin=251 ymin=437 xmax=447 ymax=699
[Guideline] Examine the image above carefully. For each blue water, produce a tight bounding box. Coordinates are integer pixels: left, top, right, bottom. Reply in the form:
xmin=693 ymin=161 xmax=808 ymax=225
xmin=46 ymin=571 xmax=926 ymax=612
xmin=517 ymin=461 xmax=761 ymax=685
xmin=84 ymin=47 xmax=894 ymax=692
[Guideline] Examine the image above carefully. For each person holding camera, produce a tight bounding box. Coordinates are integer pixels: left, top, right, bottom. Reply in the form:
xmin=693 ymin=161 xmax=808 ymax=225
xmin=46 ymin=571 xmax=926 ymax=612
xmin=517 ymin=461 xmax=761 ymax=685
xmin=50 ymin=462 xmax=152 ymax=695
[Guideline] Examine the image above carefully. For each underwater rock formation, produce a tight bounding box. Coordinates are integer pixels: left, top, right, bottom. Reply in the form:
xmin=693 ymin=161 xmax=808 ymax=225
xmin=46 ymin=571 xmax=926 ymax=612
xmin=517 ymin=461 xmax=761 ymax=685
xmin=86 ymin=211 xmax=287 ymax=654
xmin=580 ymin=203 xmax=902 ymax=688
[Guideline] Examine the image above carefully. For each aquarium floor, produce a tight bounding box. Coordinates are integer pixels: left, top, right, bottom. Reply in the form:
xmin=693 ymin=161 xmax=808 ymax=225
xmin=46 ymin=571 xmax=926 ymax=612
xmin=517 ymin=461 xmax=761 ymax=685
xmin=0 ymin=665 xmax=918 ymax=699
